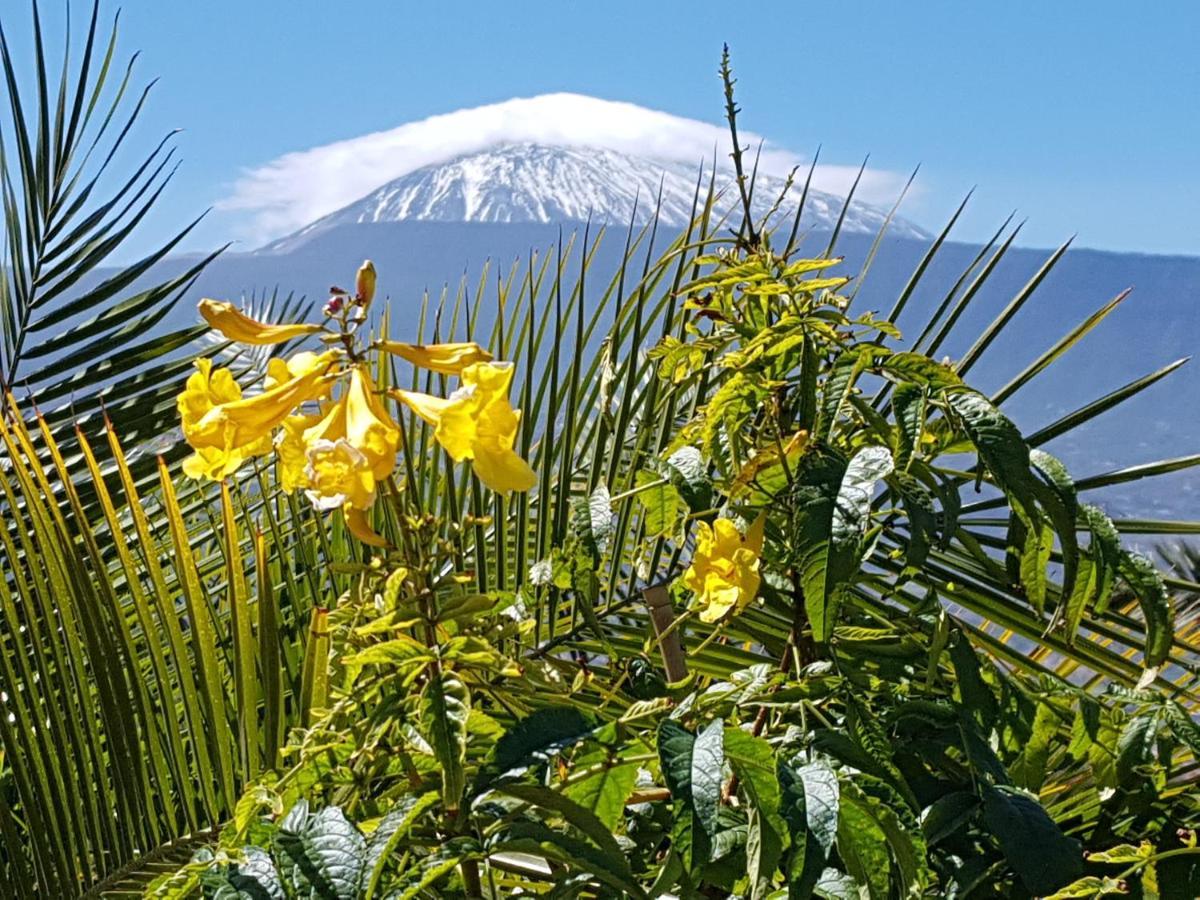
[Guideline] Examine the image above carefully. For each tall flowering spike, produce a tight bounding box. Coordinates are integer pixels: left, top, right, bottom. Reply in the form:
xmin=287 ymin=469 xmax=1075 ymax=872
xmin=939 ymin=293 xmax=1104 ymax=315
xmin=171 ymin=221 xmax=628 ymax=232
xmin=199 ymin=299 xmax=323 ymax=345
xmin=376 ymin=341 xmax=493 ymax=375
xmin=184 ymin=350 xmax=339 ymax=455
xmin=681 ymin=514 xmax=764 ymax=623
xmin=355 ymin=260 xmax=377 ymax=307
xmin=394 ymin=361 xmax=536 ymax=494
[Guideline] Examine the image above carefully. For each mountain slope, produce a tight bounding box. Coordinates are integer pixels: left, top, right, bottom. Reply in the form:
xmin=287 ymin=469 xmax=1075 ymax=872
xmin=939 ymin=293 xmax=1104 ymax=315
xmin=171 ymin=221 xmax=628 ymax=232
xmin=154 ymin=219 xmax=1200 ymax=519
xmin=262 ymin=143 xmax=928 ymax=252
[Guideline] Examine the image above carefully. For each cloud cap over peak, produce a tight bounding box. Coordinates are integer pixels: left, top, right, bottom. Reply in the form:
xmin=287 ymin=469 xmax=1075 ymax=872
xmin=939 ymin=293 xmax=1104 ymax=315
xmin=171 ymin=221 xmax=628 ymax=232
xmin=220 ymin=92 xmax=907 ymax=245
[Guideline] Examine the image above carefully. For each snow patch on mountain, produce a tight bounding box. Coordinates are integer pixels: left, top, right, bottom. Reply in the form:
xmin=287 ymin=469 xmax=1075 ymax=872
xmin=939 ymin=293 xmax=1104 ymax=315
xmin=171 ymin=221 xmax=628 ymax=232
xmin=262 ymin=143 xmax=927 ymax=252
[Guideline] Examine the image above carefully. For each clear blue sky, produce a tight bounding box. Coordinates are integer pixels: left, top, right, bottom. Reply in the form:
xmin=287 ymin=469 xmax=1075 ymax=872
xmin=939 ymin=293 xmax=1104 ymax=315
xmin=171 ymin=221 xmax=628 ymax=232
xmin=17 ymin=1 xmax=1200 ymax=257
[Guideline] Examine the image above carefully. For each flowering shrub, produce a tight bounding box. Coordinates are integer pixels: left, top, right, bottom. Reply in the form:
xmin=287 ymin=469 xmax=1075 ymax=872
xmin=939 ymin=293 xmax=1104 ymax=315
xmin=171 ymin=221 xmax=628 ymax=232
xmin=177 ymin=261 xmax=536 ymax=548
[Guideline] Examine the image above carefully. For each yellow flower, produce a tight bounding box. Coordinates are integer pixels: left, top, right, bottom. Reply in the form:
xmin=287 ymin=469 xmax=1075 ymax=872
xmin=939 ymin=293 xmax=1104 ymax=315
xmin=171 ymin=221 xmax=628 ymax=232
xmin=181 ymin=445 xmax=246 ymax=481
xmin=377 ymin=341 xmax=493 ymax=375
xmin=265 ymin=351 xmax=338 ymax=397
xmin=394 ymin=361 xmax=536 ymax=494
xmin=291 ymin=366 xmax=400 ymax=510
xmin=177 ymin=358 xmax=272 ymax=479
xmin=186 ymin=351 xmax=339 ymax=454
xmin=304 ymin=438 xmax=377 ymax=511
xmin=343 ymin=366 xmax=400 ymax=480
xmin=199 ymin=299 xmax=323 ymax=345
xmin=275 ymin=414 xmax=319 ymax=491
xmin=682 ymin=515 xmax=765 ymax=623
xmin=178 ymin=358 xmax=241 ymax=433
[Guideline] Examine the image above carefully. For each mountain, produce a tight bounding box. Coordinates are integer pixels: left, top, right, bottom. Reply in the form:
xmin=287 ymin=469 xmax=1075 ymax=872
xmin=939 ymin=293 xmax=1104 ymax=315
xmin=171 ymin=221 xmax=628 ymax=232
xmin=261 ymin=143 xmax=929 ymax=253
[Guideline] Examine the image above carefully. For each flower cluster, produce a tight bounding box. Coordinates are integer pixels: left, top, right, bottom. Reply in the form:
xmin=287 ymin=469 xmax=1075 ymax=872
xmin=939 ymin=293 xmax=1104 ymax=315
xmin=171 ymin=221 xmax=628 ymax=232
xmin=177 ymin=262 xmax=535 ymax=546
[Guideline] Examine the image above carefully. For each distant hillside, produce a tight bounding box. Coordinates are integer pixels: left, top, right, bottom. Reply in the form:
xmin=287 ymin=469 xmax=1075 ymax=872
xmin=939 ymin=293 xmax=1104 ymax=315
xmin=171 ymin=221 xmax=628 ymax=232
xmin=94 ymin=220 xmax=1200 ymax=525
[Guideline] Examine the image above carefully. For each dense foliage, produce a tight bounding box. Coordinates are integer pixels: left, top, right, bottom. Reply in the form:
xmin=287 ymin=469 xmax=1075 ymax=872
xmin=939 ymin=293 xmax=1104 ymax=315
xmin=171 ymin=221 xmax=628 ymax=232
xmin=0 ymin=6 xmax=1198 ymax=898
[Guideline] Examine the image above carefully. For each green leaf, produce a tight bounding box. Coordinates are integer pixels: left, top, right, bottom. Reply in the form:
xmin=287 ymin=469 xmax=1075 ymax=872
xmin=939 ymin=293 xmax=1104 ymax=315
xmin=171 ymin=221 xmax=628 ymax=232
xmin=1081 ymin=504 xmax=1120 ymax=615
xmin=779 ymin=755 xmax=839 ymax=897
xmin=572 ymin=484 xmax=614 ymax=557
xmin=980 ymin=785 xmax=1083 ymax=895
xmin=691 ymin=719 xmax=726 ymax=839
xmin=850 ymin=777 xmax=930 ymax=896
xmin=274 ymin=802 xmax=367 ymax=900
xmin=944 ymin=388 xmax=1039 ymax=519
xmin=1019 ymin=514 xmax=1053 ymax=616
xmin=634 ymin=469 xmax=682 ymax=537
xmin=389 ymin=838 xmax=476 ymax=900
xmin=806 ymin=445 xmax=893 ymax=641
xmin=890 ymin=471 xmax=936 ymax=572
xmin=836 ymin=789 xmax=891 ymax=899
xmin=725 ymin=728 xmax=785 ymax=899
xmin=562 ymin=752 xmax=639 ymax=831
xmin=1043 ymin=875 xmax=1129 ymax=899
xmin=891 ymin=382 xmax=926 ymax=470
xmin=920 ymin=791 xmax=978 ymax=846
xmin=657 ymin=719 xmax=713 ymax=873
xmin=488 ymin=821 xmax=646 ymax=898
xmin=666 ymin=445 xmax=713 ymax=512
xmin=478 ymin=706 xmax=594 ymax=790
xmin=363 ymin=793 xmax=439 ymax=900
xmin=1013 ymin=701 xmax=1057 ymax=792
xmin=202 ymin=847 xmax=286 ymax=900
xmin=498 ymin=782 xmax=630 ymax=869
xmin=813 ymin=867 xmax=865 ymax=899
xmin=420 ymin=671 xmax=470 ymax=811
xmin=1117 ymin=551 xmax=1175 ymax=670
xmin=1116 ymin=712 xmax=1158 ymax=786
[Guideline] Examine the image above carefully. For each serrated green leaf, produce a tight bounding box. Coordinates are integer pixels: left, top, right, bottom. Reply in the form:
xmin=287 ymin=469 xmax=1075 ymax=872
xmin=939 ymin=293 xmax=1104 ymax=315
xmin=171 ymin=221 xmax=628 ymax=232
xmin=274 ymin=804 xmax=367 ymax=900
xmin=420 ymin=671 xmax=470 ymax=811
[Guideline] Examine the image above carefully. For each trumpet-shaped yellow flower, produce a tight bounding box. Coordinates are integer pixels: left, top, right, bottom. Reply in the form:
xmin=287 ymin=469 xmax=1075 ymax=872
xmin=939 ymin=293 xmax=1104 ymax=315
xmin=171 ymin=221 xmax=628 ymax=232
xmin=304 ymin=438 xmax=377 ymax=511
xmin=274 ymin=414 xmax=319 ymax=491
xmin=288 ymin=367 xmax=400 ymax=509
xmin=377 ymin=341 xmax=493 ymax=375
xmin=682 ymin=515 xmax=765 ymax=623
xmin=265 ymin=351 xmax=337 ymax=397
xmin=343 ymin=367 xmax=400 ymax=480
xmin=186 ymin=351 xmax=338 ymax=454
xmin=178 ymin=358 xmax=272 ymax=479
xmin=199 ymin=299 xmax=323 ymax=345
xmin=178 ymin=358 xmax=242 ymax=435
xmin=394 ymin=361 xmax=536 ymax=494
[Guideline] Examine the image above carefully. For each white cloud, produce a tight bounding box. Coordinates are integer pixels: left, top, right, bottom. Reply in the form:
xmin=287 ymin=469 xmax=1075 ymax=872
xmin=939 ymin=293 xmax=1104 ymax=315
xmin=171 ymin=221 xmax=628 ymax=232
xmin=219 ymin=93 xmax=909 ymax=245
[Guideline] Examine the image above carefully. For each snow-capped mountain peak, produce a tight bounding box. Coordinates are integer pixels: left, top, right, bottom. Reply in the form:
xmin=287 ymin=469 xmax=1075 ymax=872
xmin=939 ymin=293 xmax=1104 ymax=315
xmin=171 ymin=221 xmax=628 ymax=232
xmin=262 ymin=143 xmax=926 ymax=252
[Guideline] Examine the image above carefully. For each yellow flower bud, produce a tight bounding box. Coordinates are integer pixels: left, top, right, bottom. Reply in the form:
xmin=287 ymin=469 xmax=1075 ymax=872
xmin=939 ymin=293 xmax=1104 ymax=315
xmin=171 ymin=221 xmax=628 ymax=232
xmin=199 ymin=299 xmax=323 ymax=345
xmin=376 ymin=340 xmax=493 ymax=375
xmin=355 ymin=260 xmax=377 ymax=307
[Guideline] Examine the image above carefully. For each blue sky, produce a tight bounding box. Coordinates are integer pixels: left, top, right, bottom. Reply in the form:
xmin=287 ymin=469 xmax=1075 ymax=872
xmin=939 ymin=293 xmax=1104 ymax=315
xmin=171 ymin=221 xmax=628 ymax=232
xmin=19 ymin=1 xmax=1200 ymax=256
